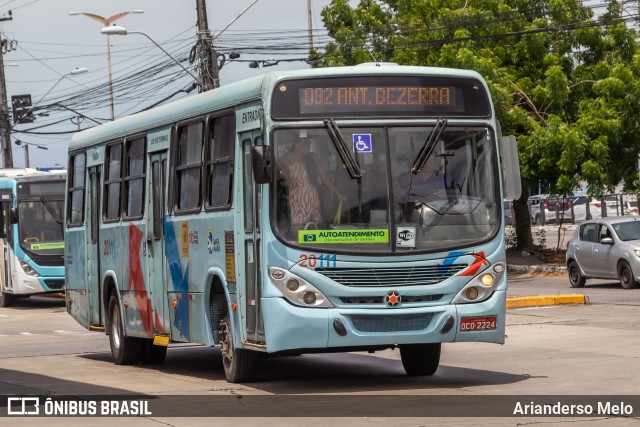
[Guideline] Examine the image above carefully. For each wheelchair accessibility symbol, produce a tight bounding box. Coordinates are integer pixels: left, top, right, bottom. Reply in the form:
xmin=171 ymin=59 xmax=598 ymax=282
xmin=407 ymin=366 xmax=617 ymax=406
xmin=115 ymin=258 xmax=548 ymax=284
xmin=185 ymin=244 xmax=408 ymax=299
xmin=353 ymin=134 xmax=372 ymax=153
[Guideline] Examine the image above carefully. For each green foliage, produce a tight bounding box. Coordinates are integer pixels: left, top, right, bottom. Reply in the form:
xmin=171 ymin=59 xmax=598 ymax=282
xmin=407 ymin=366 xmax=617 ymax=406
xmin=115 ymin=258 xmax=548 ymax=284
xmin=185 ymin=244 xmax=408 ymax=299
xmin=319 ymin=0 xmax=640 ymax=248
xmin=320 ymin=0 xmax=640 ymax=196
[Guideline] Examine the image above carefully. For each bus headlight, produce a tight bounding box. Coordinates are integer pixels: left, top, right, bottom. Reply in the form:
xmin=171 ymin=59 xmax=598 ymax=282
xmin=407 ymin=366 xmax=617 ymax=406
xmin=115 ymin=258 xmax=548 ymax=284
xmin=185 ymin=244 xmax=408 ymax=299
xmin=19 ymin=260 xmax=40 ymax=277
xmin=452 ymin=262 xmax=505 ymax=304
xmin=269 ymin=267 xmax=333 ymax=308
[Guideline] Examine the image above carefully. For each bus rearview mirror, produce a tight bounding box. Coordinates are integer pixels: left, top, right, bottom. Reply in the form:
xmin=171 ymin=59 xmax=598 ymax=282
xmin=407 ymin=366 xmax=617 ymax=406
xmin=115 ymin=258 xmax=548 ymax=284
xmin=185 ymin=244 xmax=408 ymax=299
xmin=9 ymin=207 xmax=18 ymax=224
xmin=252 ymin=145 xmax=273 ymax=184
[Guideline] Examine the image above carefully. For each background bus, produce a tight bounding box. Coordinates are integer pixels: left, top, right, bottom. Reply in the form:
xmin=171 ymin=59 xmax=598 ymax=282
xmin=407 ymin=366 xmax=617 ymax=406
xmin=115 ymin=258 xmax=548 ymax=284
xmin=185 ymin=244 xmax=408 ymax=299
xmin=0 ymin=169 xmax=66 ymax=307
xmin=65 ymin=63 xmax=521 ymax=382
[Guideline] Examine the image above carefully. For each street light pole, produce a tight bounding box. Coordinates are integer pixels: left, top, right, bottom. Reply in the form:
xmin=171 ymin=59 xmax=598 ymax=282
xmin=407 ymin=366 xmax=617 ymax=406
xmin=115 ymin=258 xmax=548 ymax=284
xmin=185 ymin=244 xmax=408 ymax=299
xmin=14 ymin=140 xmax=47 ymax=169
xmin=69 ymin=10 xmax=143 ymax=120
xmin=101 ymin=26 xmax=203 ymax=87
xmin=12 ymin=67 xmax=89 ymax=127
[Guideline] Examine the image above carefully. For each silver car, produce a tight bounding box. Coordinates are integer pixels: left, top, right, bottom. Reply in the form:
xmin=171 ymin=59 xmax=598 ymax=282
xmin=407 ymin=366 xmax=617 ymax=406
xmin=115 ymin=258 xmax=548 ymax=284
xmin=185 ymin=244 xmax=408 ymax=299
xmin=566 ymin=217 xmax=640 ymax=289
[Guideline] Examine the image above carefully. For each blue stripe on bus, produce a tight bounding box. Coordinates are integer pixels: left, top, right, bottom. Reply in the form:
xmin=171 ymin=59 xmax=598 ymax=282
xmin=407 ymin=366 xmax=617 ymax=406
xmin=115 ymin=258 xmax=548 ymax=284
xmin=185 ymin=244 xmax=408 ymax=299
xmin=438 ymin=251 xmax=467 ymax=275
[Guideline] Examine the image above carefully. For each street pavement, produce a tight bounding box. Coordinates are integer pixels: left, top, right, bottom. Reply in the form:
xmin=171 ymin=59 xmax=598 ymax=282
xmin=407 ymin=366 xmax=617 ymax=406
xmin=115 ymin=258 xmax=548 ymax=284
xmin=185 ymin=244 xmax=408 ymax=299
xmin=505 ymin=224 xmax=579 ymax=308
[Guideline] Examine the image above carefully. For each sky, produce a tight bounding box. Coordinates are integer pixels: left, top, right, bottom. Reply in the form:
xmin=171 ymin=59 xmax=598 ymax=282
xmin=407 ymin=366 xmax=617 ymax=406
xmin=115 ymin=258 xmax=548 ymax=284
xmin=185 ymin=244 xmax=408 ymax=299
xmin=0 ymin=0 xmax=336 ymax=168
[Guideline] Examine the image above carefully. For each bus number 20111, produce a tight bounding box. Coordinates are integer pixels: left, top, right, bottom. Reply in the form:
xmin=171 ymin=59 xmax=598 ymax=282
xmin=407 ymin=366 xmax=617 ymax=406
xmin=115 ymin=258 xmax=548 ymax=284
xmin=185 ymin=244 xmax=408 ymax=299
xmin=299 ymin=254 xmax=337 ymax=268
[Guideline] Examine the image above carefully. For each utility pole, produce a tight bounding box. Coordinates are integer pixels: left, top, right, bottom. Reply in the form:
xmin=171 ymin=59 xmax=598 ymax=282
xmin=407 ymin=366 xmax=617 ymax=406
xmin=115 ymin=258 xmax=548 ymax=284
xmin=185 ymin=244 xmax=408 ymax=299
xmin=307 ymin=0 xmax=314 ymax=56
xmin=0 ymin=14 xmax=14 ymax=168
xmin=195 ymin=0 xmax=219 ymax=90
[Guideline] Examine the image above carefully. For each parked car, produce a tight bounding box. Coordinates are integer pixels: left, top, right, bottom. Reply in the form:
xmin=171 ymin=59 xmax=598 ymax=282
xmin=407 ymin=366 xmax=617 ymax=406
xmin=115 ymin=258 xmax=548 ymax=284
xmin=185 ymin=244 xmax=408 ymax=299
xmin=528 ymin=194 xmax=554 ymax=225
xmin=568 ymin=196 xmax=603 ymax=222
xmin=566 ymin=217 xmax=640 ymax=289
xmin=569 ymin=195 xmax=626 ymax=222
xmin=528 ymin=194 xmax=571 ymax=225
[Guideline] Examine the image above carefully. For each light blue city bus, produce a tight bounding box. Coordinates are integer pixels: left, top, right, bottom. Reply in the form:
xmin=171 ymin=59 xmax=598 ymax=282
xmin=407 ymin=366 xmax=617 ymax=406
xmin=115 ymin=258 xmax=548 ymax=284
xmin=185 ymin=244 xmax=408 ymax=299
xmin=65 ymin=63 xmax=521 ymax=382
xmin=0 ymin=168 xmax=66 ymax=307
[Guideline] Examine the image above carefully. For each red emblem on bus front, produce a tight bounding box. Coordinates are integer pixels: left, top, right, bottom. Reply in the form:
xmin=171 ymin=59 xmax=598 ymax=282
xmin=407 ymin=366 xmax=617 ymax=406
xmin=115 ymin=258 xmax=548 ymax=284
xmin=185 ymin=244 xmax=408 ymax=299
xmin=385 ymin=291 xmax=401 ymax=307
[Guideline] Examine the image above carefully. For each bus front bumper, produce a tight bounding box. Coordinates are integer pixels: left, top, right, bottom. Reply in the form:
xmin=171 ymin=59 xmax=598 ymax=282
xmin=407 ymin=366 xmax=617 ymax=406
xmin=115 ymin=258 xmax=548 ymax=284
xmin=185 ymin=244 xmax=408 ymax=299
xmin=7 ymin=276 xmax=65 ymax=295
xmin=261 ymin=290 xmax=506 ymax=353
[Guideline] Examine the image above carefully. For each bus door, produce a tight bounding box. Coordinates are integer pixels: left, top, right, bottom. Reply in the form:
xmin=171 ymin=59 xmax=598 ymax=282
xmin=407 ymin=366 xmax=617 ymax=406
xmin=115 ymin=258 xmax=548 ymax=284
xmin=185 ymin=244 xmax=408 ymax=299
xmin=0 ymin=190 xmax=13 ymax=293
xmin=148 ymin=150 xmax=169 ymax=334
xmin=239 ymin=131 xmax=265 ymax=344
xmin=87 ymin=165 xmax=102 ymax=325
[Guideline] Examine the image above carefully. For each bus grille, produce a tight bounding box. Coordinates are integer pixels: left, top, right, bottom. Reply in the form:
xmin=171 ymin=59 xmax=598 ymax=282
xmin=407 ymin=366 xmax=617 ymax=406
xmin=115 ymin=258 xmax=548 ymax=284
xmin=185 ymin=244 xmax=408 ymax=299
xmin=348 ymin=313 xmax=433 ymax=332
xmin=44 ymin=280 xmax=65 ymax=290
xmin=339 ymin=294 xmax=443 ymax=304
xmin=316 ymin=264 xmax=467 ymax=287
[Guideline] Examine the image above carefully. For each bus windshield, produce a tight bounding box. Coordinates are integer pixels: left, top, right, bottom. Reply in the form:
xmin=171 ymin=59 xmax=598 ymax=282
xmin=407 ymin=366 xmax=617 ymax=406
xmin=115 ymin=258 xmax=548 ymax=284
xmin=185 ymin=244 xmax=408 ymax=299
xmin=18 ymin=198 xmax=65 ymax=256
xmin=273 ymin=125 xmax=499 ymax=253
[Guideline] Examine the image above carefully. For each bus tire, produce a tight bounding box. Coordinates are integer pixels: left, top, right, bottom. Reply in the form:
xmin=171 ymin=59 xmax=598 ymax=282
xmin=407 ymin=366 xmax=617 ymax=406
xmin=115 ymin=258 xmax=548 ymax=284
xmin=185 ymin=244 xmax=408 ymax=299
xmin=400 ymin=343 xmax=441 ymax=376
xmin=140 ymin=339 xmax=167 ymax=364
xmin=108 ymin=295 xmax=141 ymax=365
xmin=0 ymin=292 xmax=14 ymax=308
xmin=219 ymin=314 xmax=257 ymax=383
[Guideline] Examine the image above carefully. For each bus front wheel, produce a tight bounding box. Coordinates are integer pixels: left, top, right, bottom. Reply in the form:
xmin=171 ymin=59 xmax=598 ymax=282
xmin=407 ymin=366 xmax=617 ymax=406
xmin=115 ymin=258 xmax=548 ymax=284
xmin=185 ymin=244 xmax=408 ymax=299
xmin=219 ymin=314 xmax=257 ymax=383
xmin=108 ymin=295 xmax=141 ymax=365
xmin=400 ymin=343 xmax=441 ymax=376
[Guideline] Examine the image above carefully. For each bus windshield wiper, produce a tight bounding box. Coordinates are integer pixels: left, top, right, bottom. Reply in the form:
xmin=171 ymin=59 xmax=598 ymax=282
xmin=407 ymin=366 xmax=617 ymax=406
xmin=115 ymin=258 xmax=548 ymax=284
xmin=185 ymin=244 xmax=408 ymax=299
xmin=40 ymin=196 xmax=63 ymax=226
xmin=411 ymin=118 xmax=448 ymax=174
xmin=324 ymin=118 xmax=362 ymax=179
xmin=324 ymin=118 xmax=365 ymax=221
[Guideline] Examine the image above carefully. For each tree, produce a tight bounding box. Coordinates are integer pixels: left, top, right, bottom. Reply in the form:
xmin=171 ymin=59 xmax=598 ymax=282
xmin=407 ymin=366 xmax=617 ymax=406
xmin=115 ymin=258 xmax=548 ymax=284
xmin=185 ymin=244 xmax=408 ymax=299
xmin=320 ymin=0 xmax=640 ymax=250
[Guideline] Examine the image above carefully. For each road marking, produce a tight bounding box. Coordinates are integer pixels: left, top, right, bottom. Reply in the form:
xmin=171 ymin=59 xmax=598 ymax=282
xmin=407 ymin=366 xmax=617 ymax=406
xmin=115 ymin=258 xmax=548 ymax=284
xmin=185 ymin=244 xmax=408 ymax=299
xmin=55 ymin=330 xmax=96 ymax=336
xmin=20 ymin=332 xmax=36 ymax=335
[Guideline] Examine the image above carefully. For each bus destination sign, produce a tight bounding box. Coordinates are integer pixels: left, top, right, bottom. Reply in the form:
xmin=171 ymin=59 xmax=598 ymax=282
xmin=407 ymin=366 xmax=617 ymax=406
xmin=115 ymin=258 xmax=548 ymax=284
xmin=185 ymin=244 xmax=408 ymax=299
xmin=272 ymin=76 xmax=490 ymax=119
xmin=300 ymin=86 xmax=456 ymax=114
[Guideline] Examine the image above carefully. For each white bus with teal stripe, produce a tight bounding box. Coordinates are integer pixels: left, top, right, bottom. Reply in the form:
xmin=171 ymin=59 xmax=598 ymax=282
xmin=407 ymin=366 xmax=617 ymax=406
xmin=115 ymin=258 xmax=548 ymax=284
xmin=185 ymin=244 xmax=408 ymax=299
xmin=0 ymin=168 xmax=66 ymax=307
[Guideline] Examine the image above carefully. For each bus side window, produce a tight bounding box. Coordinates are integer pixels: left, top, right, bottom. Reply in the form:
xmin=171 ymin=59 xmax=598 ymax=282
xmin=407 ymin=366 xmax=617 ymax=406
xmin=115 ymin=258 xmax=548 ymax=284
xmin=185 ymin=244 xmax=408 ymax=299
xmin=176 ymin=121 xmax=204 ymax=212
xmin=104 ymin=142 xmax=123 ymax=221
xmin=68 ymin=152 xmax=86 ymax=226
xmin=206 ymin=113 xmax=235 ymax=209
xmin=124 ymin=137 xmax=146 ymax=219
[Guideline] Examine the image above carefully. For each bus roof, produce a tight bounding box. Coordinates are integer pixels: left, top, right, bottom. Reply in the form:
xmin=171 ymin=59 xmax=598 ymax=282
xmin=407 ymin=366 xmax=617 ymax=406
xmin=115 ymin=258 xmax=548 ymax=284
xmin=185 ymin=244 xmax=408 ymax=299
xmin=0 ymin=168 xmax=65 ymax=179
xmin=69 ymin=63 xmax=488 ymax=150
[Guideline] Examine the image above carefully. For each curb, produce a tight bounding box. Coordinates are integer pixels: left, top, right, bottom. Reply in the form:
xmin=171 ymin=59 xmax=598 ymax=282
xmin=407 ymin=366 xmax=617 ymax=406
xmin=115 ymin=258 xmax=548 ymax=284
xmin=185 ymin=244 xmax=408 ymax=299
xmin=507 ymin=264 xmax=567 ymax=274
xmin=506 ymin=294 xmax=587 ymax=309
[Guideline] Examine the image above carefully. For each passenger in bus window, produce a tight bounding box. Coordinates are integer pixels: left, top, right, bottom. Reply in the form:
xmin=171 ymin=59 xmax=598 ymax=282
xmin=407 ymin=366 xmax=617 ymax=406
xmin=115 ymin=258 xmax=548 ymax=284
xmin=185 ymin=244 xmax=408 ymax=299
xmin=279 ymin=137 xmax=345 ymax=229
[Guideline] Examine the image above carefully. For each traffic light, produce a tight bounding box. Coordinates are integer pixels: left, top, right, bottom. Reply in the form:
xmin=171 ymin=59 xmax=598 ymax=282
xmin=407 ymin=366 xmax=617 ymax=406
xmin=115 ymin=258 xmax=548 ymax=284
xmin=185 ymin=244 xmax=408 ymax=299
xmin=11 ymin=94 xmax=34 ymax=124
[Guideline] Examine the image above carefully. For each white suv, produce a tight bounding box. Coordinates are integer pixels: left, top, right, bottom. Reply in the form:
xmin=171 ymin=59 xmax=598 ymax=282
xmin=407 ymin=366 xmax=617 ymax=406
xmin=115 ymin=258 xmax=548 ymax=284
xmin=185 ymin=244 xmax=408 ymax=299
xmin=528 ymin=194 xmax=556 ymax=225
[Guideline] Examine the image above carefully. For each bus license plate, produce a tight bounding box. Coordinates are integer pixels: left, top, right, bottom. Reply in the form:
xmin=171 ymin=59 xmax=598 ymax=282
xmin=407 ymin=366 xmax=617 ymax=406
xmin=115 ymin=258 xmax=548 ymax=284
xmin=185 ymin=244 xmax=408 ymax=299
xmin=460 ymin=316 xmax=497 ymax=332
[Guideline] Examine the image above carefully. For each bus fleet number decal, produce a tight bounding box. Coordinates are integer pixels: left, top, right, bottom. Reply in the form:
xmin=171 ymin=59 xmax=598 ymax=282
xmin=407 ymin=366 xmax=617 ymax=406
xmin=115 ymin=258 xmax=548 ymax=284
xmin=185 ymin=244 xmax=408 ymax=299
xmin=299 ymin=253 xmax=337 ymax=268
